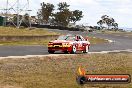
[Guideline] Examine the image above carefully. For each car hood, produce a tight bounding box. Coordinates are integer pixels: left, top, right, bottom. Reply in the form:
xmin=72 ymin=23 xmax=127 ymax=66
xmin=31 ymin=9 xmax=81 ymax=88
xmin=50 ymin=40 xmax=74 ymax=43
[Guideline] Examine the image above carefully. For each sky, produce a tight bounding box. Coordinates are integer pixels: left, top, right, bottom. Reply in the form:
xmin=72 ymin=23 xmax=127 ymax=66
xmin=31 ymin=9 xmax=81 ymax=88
xmin=0 ymin=0 xmax=132 ymax=28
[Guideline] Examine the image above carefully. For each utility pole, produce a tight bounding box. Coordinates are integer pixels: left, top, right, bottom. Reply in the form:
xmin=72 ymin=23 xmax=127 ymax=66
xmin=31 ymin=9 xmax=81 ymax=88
xmin=1 ymin=0 xmax=31 ymax=28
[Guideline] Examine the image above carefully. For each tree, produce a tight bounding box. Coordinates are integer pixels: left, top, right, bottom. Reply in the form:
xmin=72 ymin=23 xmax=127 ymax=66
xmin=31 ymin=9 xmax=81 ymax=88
xmin=54 ymin=2 xmax=83 ymax=26
xmin=12 ymin=15 xmax=17 ymax=23
xmin=112 ymin=22 xmax=118 ymax=31
xmin=12 ymin=14 xmax=22 ymax=23
xmin=38 ymin=2 xmax=54 ymax=24
xmin=23 ymin=13 xmax=29 ymax=23
xmin=54 ymin=2 xmax=72 ymax=26
xmin=97 ymin=15 xmax=118 ymax=30
xmin=37 ymin=2 xmax=83 ymax=26
xmin=97 ymin=20 xmax=104 ymax=29
xmin=70 ymin=10 xmax=83 ymax=23
xmin=58 ymin=2 xmax=70 ymax=11
xmin=37 ymin=10 xmax=43 ymax=24
xmin=53 ymin=9 xmax=72 ymax=26
xmin=101 ymin=15 xmax=109 ymax=20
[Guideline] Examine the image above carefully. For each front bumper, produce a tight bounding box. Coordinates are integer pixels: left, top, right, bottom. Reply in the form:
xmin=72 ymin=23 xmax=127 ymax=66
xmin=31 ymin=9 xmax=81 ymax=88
xmin=48 ymin=45 xmax=72 ymax=52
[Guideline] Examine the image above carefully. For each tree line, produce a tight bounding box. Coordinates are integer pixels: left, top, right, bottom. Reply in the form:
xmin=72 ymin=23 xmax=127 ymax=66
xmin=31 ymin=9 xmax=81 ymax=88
xmin=7 ymin=2 xmax=119 ymax=30
xmin=37 ymin=2 xmax=83 ymax=27
xmin=97 ymin=15 xmax=118 ymax=30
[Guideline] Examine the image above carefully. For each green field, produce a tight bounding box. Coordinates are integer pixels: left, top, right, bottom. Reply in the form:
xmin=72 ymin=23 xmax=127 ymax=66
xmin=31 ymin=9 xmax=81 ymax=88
xmin=0 ymin=53 xmax=131 ymax=88
xmin=0 ymin=36 xmax=107 ymax=45
xmin=0 ymin=26 xmax=58 ymax=45
xmin=0 ymin=26 xmax=59 ymax=36
xmin=99 ymin=30 xmax=132 ymax=37
xmin=0 ymin=27 xmax=107 ymax=45
xmin=89 ymin=37 xmax=108 ymax=44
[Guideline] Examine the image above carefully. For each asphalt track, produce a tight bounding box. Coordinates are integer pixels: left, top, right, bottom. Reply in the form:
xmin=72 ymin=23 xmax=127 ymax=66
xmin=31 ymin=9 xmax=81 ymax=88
xmin=0 ymin=29 xmax=132 ymax=57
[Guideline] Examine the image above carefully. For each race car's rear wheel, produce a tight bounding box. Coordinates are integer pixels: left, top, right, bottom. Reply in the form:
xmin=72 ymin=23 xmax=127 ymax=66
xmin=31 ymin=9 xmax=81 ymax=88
xmin=48 ymin=50 xmax=55 ymax=54
xmin=83 ymin=45 xmax=89 ymax=53
xmin=70 ymin=45 xmax=76 ymax=54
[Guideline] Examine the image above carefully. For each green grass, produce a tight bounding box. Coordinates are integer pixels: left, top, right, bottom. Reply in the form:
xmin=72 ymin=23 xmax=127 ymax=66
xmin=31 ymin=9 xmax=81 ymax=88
xmin=0 ymin=26 xmax=59 ymax=36
xmin=0 ymin=26 xmax=107 ymax=45
xmin=0 ymin=38 xmax=56 ymax=46
xmin=99 ymin=30 xmax=132 ymax=37
xmin=89 ymin=37 xmax=108 ymax=44
xmin=0 ymin=26 xmax=59 ymax=45
xmin=0 ymin=40 xmax=49 ymax=45
xmin=0 ymin=37 xmax=107 ymax=45
xmin=0 ymin=53 xmax=131 ymax=88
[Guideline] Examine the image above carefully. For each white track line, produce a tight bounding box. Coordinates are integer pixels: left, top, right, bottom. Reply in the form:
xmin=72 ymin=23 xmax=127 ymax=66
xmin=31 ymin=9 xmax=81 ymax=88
xmin=94 ymin=37 xmax=115 ymax=43
xmin=105 ymin=39 xmax=114 ymax=43
xmin=0 ymin=54 xmax=75 ymax=59
xmin=89 ymin=49 xmax=132 ymax=54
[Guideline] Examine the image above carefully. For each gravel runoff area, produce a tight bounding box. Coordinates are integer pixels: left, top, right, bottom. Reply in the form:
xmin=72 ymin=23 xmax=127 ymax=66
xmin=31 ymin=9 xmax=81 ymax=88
xmin=0 ymin=53 xmax=131 ymax=88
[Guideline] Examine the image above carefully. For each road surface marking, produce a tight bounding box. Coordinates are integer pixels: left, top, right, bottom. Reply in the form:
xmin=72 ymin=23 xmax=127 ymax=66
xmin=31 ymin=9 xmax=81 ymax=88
xmin=89 ymin=49 xmax=132 ymax=54
xmin=105 ymin=39 xmax=114 ymax=43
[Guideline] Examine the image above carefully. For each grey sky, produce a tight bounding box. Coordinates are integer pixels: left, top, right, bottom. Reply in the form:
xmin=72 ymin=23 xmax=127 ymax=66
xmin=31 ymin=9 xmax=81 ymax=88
xmin=1 ymin=0 xmax=132 ymax=28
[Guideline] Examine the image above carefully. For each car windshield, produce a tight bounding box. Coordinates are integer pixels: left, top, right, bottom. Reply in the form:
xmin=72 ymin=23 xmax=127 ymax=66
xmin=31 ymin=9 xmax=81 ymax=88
xmin=57 ymin=35 xmax=75 ymax=41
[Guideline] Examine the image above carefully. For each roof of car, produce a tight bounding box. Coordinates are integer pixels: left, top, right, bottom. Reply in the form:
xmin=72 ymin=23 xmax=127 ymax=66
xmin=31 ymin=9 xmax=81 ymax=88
xmin=64 ymin=34 xmax=81 ymax=37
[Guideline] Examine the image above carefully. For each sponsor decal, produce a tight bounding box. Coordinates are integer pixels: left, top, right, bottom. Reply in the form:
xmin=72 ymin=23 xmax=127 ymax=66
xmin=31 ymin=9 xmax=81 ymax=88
xmin=76 ymin=66 xmax=131 ymax=85
xmin=48 ymin=45 xmax=71 ymax=47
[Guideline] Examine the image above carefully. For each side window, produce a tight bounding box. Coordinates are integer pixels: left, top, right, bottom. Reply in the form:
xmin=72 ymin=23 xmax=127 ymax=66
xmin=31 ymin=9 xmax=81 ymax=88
xmin=76 ymin=35 xmax=84 ymax=41
xmin=78 ymin=36 xmax=82 ymax=41
xmin=80 ymin=36 xmax=85 ymax=41
xmin=76 ymin=36 xmax=79 ymax=40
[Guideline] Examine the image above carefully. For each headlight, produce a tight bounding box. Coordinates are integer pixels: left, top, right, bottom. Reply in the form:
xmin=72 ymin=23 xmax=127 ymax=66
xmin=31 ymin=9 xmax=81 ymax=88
xmin=62 ymin=43 xmax=69 ymax=45
xmin=48 ymin=42 xmax=53 ymax=47
xmin=62 ymin=43 xmax=72 ymax=47
xmin=48 ymin=42 xmax=53 ymax=45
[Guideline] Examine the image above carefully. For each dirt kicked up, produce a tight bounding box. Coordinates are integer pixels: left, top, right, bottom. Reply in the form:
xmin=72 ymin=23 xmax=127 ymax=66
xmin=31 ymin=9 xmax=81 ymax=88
xmin=0 ymin=53 xmax=131 ymax=88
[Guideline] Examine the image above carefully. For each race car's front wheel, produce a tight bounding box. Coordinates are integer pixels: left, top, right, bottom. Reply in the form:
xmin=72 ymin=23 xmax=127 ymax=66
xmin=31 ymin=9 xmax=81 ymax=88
xmin=64 ymin=51 xmax=68 ymax=54
xmin=48 ymin=50 xmax=55 ymax=54
xmin=83 ymin=45 xmax=89 ymax=53
xmin=70 ymin=45 xmax=76 ymax=54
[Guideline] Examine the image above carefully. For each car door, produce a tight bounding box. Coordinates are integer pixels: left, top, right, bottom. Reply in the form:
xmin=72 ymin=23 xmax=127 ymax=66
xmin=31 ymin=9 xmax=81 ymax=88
xmin=76 ymin=35 xmax=83 ymax=50
xmin=80 ymin=36 xmax=89 ymax=50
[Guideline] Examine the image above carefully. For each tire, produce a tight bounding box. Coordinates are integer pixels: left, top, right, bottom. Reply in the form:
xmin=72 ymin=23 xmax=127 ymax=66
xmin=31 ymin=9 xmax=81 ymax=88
xmin=70 ymin=45 xmax=77 ymax=54
xmin=64 ymin=51 xmax=68 ymax=54
xmin=83 ymin=45 xmax=89 ymax=53
xmin=48 ymin=50 xmax=55 ymax=54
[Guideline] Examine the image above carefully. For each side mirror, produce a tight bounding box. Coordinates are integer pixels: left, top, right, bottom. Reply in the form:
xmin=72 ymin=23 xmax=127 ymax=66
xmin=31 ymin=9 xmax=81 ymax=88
xmin=85 ymin=38 xmax=88 ymax=41
xmin=85 ymin=37 xmax=89 ymax=41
